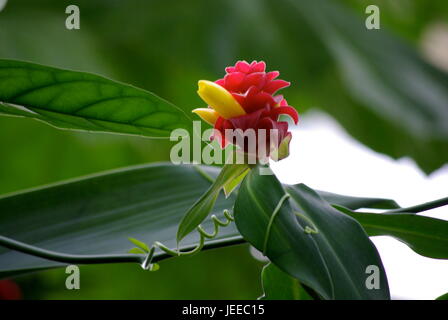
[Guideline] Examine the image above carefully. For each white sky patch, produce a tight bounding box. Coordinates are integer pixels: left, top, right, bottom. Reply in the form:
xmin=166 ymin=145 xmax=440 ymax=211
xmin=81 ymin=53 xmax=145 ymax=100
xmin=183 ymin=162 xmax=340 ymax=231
xmin=271 ymin=111 xmax=448 ymax=300
xmin=0 ymin=0 xmax=7 ymax=12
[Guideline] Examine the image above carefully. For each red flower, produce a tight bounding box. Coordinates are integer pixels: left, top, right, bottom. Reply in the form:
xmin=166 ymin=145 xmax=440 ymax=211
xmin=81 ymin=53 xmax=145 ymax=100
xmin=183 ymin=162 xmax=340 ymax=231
xmin=0 ymin=279 xmax=22 ymax=300
xmin=193 ymin=60 xmax=298 ymax=161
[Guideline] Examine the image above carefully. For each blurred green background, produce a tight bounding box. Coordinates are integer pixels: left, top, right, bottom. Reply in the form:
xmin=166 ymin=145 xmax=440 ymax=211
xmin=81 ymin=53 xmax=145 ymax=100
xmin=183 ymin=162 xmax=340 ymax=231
xmin=0 ymin=0 xmax=447 ymax=299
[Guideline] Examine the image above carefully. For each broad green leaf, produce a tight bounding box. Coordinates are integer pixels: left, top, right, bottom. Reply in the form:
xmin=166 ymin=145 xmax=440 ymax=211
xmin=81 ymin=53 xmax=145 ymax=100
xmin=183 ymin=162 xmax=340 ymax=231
xmin=128 ymin=238 xmax=150 ymax=253
xmin=436 ymin=293 xmax=448 ymax=300
xmin=0 ymin=59 xmax=192 ymax=138
xmin=234 ymin=167 xmax=390 ymax=299
xmin=223 ymin=167 xmax=250 ymax=197
xmin=260 ymin=263 xmax=313 ymax=300
xmin=176 ymin=163 xmax=249 ymax=242
xmin=335 ymin=205 xmax=448 ymax=259
xmin=0 ymin=164 xmax=241 ymax=278
xmin=316 ymin=190 xmax=399 ymax=210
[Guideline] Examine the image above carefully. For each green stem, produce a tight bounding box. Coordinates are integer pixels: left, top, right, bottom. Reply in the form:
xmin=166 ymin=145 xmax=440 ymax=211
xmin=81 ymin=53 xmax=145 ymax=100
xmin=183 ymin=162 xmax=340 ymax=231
xmin=294 ymin=211 xmax=319 ymax=234
xmin=0 ymin=236 xmax=143 ymax=264
xmin=155 ymin=210 xmax=235 ymax=258
xmin=385 ymin=196 xmax=448 ymax=214
xmin=0 ymin=235 xmax=245 ymax=267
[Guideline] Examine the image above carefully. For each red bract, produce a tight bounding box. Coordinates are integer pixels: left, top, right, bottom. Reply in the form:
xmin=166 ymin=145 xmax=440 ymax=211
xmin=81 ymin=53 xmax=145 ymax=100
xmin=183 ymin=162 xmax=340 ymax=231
xmin=213 ymin=61 xmax=298 ymax=159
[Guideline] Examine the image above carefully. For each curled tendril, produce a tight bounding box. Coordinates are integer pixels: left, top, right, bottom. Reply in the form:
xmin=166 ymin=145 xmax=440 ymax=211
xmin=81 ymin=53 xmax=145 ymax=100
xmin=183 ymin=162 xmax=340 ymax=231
xmin=262 ymin=194 xmax=290 ymax=255
xmin=262 ymin=193 xmax=320 ymax=256
xmin=294 ymin=211 xmax=319 ymax=234
xmin=141 ymin=210 xmax=235 ymax=271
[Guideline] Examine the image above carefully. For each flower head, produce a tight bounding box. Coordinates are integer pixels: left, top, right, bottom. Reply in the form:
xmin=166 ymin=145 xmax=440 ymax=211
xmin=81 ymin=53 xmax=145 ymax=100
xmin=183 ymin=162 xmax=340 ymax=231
xmin=193 ymin=60 xmax=299 ymax=161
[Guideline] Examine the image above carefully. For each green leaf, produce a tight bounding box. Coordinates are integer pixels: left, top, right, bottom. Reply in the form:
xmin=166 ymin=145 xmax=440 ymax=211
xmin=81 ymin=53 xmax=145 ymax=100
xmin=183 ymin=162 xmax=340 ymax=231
xmin=335 ymin=205 xmax=448 ymax=259
xmin=176 ymin=163 xmax=249 ymax=243
xmin=223 ymin=167 xmax=250 ymax=197
xmin=128 ymin=248 xmax=146 ymax=255
xmin=316 ymin=190 xmax=400 ymax=210
xmin=234 ymin=167 xmax=390 ymax=299
xmin=128 ymin=238 xmax=150 ymax=253
xmin=176 ymin=191 xmax=220 ymax=244
xmin=0 ymin=59 xmax=192 ymax=138
xmin=0 ymin=163 xmax=241 ymax=278
xmin=436 ymin=293 xmax=448 ymax=300
xmin=260 ymin=263 xmax=313 ymax=300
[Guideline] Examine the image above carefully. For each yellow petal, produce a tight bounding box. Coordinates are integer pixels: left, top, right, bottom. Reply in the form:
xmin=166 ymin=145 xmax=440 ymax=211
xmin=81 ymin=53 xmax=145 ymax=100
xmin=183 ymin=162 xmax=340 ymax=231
xmin=197 ymin=80 xmax=246 ymax=119
xmin=192 ymin=108 xmax=220 ymax=125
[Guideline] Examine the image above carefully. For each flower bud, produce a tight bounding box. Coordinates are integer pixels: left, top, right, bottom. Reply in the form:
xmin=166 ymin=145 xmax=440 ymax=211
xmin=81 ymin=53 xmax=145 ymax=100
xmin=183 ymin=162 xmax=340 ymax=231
xmin=193 ymin=61 xmax=299 ymax=161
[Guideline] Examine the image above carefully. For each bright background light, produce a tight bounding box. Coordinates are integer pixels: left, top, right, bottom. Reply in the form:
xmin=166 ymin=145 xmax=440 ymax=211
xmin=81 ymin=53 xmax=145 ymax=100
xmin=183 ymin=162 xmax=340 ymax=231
xmin=0 ymin=0 xmax=7 ymax=12
xmin=271 ymin=111 xmax=448 ymax=300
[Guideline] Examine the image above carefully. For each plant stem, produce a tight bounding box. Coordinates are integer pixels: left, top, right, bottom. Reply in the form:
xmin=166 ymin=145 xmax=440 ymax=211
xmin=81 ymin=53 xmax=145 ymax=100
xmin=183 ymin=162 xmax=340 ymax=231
xmin=385 ymin=196 xmax=448 ymax=214
xmin=0 ymin=236 xmax=143 ymax=264
xmin=153 ymin=236 xmax=245 ymax=262
xmin=0 ymin=235 xmax=245 ymax=267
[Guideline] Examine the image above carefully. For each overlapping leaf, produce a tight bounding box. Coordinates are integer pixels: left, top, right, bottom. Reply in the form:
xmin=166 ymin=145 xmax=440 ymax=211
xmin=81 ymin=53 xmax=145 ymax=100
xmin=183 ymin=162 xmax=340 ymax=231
xmin=234 ymin=167 xmax=390 ymax=299
xmin=336 ymin=206 xmax=448 ymax=259
xmin=0 ymin=164 xmax=240 ymax=278
xmin=0 ymin=161 xmax=405 ymax=279
xmin=317 ymin=190 xmax=399 ymax=210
